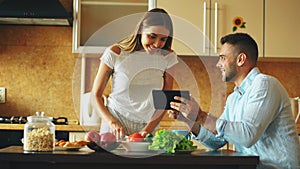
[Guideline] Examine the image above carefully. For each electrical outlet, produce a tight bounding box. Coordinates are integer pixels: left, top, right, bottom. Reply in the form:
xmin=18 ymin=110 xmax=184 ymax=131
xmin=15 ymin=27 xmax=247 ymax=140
xmin=0 ymin=87 xmax=6 ymax=103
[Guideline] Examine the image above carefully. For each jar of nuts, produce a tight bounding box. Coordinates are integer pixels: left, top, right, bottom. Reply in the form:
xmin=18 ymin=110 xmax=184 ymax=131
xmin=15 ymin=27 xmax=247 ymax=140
xmin=23 ymin=112 xmax=55 ymax=152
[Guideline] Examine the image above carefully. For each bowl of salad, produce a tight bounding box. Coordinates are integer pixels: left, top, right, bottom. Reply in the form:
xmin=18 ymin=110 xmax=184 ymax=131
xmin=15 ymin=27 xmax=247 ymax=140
xmin=121 ymin=141 xmax=150 ymax=152
xmin=121 ymin=133 xmax=153 ymax=152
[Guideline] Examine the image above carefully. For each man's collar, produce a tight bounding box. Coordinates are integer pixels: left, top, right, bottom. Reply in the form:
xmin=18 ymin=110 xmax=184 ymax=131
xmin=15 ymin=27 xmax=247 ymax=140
xmin=234 ymin=67 xmax=260 ymax=95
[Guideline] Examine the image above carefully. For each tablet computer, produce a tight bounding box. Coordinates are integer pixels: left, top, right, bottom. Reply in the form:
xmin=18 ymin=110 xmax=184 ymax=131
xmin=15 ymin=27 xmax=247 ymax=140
xmin=152 ymin=90 xmax=190 ymax=110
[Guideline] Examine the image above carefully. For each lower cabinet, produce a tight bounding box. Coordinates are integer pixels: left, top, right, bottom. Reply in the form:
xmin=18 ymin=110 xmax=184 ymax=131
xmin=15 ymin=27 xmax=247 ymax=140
xmin=0 ymin=130 xmax=69 ymax=148
xmin=0 ymin=130 xmax=23 ymax=148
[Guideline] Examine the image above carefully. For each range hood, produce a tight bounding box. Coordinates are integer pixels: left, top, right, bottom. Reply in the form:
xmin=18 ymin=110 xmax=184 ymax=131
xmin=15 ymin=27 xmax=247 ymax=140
xmin=0 ymin=0 xmax=72 ymax=26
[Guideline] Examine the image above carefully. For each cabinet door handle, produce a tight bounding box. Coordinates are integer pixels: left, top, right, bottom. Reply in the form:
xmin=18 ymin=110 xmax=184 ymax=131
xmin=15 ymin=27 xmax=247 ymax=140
xmin=148 ymin=0 xmax=156 ymax=10
xmin=214 ymin=2 xmax=218 ymax=54
xmin=72 ymin=0 xmax=80 ymax=52
xmin=79 ymin=55 xmax=86 ymax=125
xmin=203 ymin=1 xmax=207 ymax=53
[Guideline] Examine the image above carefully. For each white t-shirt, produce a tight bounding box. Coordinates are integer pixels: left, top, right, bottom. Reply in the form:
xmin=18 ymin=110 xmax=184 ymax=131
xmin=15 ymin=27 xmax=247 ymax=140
xmin=100 ymin=48 xmax=178 ymax=122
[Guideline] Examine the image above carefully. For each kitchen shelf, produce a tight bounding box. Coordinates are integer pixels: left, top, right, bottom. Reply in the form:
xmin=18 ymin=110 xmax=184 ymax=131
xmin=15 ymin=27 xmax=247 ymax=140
xmin=72 ymin=0 xmax=151 ymax=53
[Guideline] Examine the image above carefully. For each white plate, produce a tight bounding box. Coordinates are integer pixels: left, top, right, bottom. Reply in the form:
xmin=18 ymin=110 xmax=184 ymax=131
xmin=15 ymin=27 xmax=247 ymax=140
xmin=55 ymin=146 xmax=84 ymax=151
xmin=121 ymin=141 xmax=150 ymax=152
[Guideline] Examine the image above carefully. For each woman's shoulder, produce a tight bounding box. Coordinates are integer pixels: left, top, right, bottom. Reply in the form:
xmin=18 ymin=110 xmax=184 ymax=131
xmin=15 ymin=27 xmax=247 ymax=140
xmin=101 ymin=45 xmax=122 ymax=61
xmin=109 ymin=45 xmax=121 ymax=55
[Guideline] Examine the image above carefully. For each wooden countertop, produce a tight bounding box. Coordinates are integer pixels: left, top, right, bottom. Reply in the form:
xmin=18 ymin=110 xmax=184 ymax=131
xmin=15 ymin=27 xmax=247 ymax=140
xmin=1 ymin=122 xmax=299 ymax=134
xmin=0 ymin=146 xmax=259 ymax=169
xmin=0 ymin=124 xmax=99 ymax=132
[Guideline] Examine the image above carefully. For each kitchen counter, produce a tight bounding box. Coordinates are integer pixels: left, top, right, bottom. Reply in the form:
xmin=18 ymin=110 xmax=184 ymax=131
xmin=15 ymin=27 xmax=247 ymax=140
xmin=1 ymin=123 xmax=299 ymax=134
xmin=0 ymin=146 xmax=259 ymax=169
xmin=0 ymin=124 xmax=99 ymax=131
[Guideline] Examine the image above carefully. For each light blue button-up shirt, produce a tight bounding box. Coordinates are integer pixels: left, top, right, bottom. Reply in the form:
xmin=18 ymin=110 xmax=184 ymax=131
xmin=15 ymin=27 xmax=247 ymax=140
xmin=195 ymin=67 xmax=300 ymax=169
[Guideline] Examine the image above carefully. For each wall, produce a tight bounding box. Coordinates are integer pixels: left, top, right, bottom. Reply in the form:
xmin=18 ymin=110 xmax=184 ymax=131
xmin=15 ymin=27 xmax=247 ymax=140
xmin=0 ymin=26 xmax=299 ymax=126
xmin=0 ymin=25 xmax=77 ymax=119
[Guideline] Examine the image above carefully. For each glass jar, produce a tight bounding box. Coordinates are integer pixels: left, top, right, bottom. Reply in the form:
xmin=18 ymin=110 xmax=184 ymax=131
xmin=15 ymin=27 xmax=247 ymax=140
xmin=23 ymin=112 xmax=55 ymax=152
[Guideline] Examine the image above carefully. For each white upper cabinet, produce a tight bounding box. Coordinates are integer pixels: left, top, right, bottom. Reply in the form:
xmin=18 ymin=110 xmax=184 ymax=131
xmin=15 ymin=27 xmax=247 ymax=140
xmin=73 ymin=0 xmax=299 ymax=58
xmin=72 ymin=0 xmax=151 ymax=53
xmin=156 ymin=0 xmax=264 ymax=56
xmin=264 ymin=0 xmax=300 ymax=58
xmin=157 ymin=0 xmax=209 ymax=56
xmin=214 ymin=0 xmax=263 ymax=57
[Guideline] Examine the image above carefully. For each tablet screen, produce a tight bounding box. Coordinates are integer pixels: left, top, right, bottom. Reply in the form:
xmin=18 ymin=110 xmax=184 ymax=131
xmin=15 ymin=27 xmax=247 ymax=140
xmin=152 ymin=90 xmax=190 ymax=110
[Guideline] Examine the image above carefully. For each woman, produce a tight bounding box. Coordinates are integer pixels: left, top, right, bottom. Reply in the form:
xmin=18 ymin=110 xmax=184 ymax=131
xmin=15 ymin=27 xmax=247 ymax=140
xmin=91 ymin=8 xmax=178 ymax=140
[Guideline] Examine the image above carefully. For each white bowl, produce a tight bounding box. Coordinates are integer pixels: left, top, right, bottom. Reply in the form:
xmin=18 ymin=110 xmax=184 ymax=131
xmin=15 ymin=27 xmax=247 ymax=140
xmin=121 ymin=141 xmax=150 ymax=152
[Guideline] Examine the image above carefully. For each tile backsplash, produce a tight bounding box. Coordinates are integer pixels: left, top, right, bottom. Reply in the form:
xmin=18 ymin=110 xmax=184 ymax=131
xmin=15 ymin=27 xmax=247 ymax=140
xmin=0 ymin=26 xmax=76 ymax=119
xmin=0 ymin=26 xmax=299 ymax=125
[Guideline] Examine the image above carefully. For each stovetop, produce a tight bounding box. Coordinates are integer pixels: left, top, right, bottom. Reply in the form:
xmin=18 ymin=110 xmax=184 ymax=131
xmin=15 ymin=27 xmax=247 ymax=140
xmin=0 ymin=116 xmax=68 ymax=125
xmin=0 ymin=116 xmax=27 ymax=124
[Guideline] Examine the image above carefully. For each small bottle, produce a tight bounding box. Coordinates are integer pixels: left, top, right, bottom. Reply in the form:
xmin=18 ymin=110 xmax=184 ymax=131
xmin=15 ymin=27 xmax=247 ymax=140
xmin=23 ymin=112 xmax=55 ymax=151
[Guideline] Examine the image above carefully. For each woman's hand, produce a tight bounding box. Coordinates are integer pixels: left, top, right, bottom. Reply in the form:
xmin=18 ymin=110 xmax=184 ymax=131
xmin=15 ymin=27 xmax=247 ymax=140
xmin=109 ymin=120 xmax=125 ymax=141
xmin=140 ymin=130 xmax=149 ymax=137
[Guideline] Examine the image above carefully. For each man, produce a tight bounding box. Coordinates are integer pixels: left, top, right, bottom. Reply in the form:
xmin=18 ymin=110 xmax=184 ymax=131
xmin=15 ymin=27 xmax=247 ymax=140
xmin=168 ymin=33 xmax=300 ymax=169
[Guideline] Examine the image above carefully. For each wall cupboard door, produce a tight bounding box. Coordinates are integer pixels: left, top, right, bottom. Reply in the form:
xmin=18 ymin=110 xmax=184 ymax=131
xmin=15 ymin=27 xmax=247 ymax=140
xmin=157 ymin=0 xmax=209 ymax=56
xmin=156 ymin=0 xmax=209 ymax=56
xmin=264 ymin=0 xmax=300 ymax=58
xmin=212 ymin=0 xmax=263 ymax=57
xmin=72 ymin=0 xmax=150 ymax=53
xmin=156 ymin=0 xmax=264 ymax=57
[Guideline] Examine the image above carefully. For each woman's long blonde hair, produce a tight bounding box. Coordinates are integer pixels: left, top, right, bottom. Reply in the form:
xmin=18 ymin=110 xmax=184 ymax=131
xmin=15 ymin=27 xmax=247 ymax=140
xmin=116 ymin=8 xmax=174 ymax=53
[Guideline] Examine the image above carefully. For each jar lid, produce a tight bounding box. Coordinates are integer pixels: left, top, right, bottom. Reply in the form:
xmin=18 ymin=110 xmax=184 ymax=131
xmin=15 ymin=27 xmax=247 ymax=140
xmin=27 ymin=112 xmax=53 ymax=122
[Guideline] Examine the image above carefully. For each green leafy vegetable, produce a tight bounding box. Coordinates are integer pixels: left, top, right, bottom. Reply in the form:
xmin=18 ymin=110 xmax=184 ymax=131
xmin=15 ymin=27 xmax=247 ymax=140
xmin=148 ymin=129 xmax=197 ymax=154
xmin=145 ymin=133 xmax=153 ymax=143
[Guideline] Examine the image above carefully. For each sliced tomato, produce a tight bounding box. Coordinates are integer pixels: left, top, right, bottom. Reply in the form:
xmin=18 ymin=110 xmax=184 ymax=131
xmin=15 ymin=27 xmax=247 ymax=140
xmin=128 ymin=133 xmax=144 ymax=142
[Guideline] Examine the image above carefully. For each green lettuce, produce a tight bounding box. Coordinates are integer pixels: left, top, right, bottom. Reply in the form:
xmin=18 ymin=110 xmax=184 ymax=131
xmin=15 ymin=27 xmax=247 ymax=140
xmin=148 ymin=129 xmax=197 ymax=154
